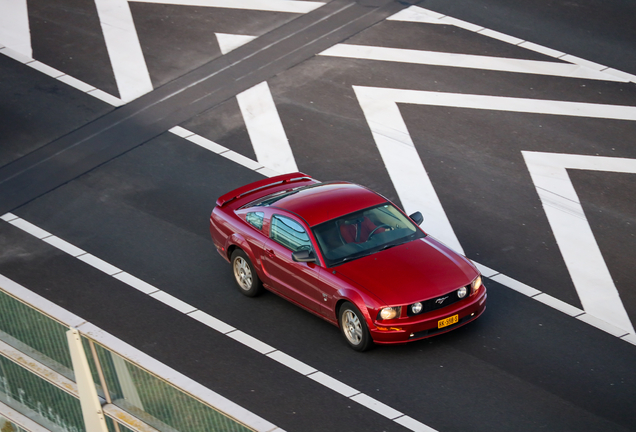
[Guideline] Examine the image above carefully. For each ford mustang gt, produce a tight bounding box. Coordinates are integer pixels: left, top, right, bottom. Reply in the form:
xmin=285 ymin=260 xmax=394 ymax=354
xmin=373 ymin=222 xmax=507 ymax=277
xmin=210 ymin=172 xmax=486 ymax=351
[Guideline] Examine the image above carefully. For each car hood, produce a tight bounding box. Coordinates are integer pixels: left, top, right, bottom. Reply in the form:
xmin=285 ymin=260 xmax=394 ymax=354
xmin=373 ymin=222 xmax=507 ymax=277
xmin=334 ymin=237 xmax=478 ymax=306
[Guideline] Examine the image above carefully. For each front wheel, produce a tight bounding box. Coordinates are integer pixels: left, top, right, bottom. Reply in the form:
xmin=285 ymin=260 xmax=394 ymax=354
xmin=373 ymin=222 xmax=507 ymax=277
xmin=338 ymin=302 xmax=373 ymax=352
xmin=231 ymin=250 xmax=263 ymax=297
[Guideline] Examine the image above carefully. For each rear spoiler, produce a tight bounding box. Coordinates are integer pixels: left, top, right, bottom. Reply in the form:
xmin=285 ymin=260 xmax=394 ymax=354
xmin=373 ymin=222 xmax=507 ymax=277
xmin=216 ymin=172 xmax=314 ymax=207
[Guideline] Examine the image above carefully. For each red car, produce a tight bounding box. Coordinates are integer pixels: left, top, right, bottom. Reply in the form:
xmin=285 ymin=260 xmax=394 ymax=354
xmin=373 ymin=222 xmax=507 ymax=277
xmin=210 ymin=172 xmax=486 ymax=351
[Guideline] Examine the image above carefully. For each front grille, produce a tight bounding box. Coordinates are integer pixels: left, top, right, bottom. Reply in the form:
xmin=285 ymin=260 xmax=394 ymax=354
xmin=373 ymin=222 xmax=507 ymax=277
xmin=406 ymin=285 xmax=468 ymax=316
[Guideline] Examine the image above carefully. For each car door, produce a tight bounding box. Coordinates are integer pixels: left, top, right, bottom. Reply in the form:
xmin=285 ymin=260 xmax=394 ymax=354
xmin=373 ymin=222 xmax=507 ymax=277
xmin=261 ymin=214 xmax=325 ymax=313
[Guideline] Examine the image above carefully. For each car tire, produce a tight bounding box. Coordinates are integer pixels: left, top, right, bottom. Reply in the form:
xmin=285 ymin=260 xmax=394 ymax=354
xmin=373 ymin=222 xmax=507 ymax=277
xmin=231 ymin=249 xmax=263 ymax=297
xmin=338 ymin=302 xmax=373 ymax=352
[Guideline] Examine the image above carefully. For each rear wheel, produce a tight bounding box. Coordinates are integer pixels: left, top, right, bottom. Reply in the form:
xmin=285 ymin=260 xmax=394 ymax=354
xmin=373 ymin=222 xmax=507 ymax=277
xmin=338 ymin=302 xmax=373 ymax=352
xmin=231 ymin=250 xmax=263 ymax=297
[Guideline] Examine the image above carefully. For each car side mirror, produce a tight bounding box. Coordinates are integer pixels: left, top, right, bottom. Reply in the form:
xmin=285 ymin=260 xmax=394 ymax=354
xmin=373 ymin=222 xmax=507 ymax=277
xmin=292 ymin=249 xmax=316 ymax=263
xmin=409 ymin=211 xmax=423 ymax=226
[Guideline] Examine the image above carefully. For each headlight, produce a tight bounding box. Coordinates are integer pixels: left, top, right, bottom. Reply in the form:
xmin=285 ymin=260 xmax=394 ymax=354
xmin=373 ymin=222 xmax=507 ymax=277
xmin=378 ymin=307 xmax=401 ymax=320
xmin=457 ymin=287 xmax=467 ymax=298
xmin=411 ymin=302 xmax=423 ymax=314
xmin=470 ymin=276 xmax=482 ymax=296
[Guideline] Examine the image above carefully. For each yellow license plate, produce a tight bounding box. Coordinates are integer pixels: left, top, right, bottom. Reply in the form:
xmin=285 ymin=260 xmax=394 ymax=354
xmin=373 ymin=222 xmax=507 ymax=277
xmin=438 ymin=314 xmax=459 ymax=329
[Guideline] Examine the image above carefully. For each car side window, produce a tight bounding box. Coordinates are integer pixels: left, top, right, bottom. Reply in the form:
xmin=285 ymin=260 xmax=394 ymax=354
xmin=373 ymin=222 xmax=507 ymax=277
xmin=246 ymin=212 xmax=264 ymax=230
xmin=270 ymin=215 xmax=312 ymax=252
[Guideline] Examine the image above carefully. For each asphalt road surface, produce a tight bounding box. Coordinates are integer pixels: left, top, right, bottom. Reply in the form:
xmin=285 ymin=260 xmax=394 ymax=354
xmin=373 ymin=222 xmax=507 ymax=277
xmin=1 ymin=1 xmax=635 ymax=431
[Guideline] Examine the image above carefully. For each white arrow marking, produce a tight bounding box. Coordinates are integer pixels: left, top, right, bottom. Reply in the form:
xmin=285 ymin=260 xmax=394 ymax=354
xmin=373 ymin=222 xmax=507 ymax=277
xmin=131 ymin=0 xmax=324 ymax=13
xmin=320 ymin=44 xmax=626 ymax=82
xmin=0 ymin=0 xmax=31 ymax=56
xmin=215 ymin=33 xmax=257 ymax=55
xmin=522 ymin=151 xmax=636 ymax=334
xmin=237 ymin=81 xmax=298 ymax=174
xmin=94 ymin=0 xmax=154 ymax=102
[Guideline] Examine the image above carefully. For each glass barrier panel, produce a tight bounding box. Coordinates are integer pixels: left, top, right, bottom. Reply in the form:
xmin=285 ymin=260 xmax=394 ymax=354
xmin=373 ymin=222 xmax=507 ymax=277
xmin=0 ymin=291 xmax=73 ymax=376
xmin=0 ymin=355 xmax=84 ymax=432
xmin=90 ymin=343 xmax=253 ymax=432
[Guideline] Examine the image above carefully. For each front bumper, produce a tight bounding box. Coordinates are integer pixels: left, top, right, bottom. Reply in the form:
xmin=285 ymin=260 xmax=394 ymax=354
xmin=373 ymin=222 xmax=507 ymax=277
xmin=369 ymin=287 xmax=487 ymax=344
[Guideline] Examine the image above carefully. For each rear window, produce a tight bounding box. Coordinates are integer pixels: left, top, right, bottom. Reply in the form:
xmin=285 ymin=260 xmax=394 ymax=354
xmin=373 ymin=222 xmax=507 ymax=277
xmin=246 ymin=212 xmax=264 ymax=230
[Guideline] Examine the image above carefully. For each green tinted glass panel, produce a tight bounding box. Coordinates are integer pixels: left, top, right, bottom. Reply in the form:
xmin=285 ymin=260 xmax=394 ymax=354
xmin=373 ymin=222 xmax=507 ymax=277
xmin=0 ymin=291 xmax=72 ymax=372
xmin=91 ymin=344 xmax=253 ymax=432
xmin=0 ymin=355 xmax=84 ymax=432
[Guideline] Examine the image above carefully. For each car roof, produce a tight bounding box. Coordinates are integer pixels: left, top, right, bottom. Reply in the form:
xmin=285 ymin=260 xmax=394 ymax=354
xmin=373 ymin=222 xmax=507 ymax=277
xmin=267 ymin=182 xmax=387 ymax=227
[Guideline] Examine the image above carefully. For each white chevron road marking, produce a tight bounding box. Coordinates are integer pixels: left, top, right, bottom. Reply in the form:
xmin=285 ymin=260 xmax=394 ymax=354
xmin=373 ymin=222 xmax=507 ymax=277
xmin=237 ymin=81 xmax=299 ymax=174
xmin=522 ymin=151 xmax=636 ymax=334
xmin=0 ymin=0 xmax=31 ymax=56
xmin=320 ymin=44 xmax=627 ymax=82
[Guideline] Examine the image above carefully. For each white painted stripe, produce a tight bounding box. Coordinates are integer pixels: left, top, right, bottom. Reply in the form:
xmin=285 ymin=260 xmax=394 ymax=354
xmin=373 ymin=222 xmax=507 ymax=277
xmin=150 ymin=290 xmax=198 ymax=314
xmin=350 ymin=393 xmax=403 ymax=420
xmin=28 ymin=61 xmax=65 ymax=78
xmin=43 ymin=236 xmax=87 ymax=257
xmin=256 ymin=166 xmax=282 ymax=178
xmin=604 ymin=68 xmax=636 ymax=82
xmin=532 ymin=293 xmax=583 ymax=317
xmin=559 ymin=54 xmax=606 ymax=72
xmin=216 ymin=33 xmax=257 ymax=55
xmin=227 ymin=330 xmax=276 ymax=354
xmin=222 ymin=150 xmax=266 ymax=171
xmin=0 ymin=46 xmax=32 ymax=63
xmin=621 ymin=333 xmax=636 ymax=346
xmin=188 ymin=310 xmax=236 ymax=334
xmin=387 ymin=6 xmax=444 ymax=23
xmin=94 ymin=0 xmax=153 ymax=102
xmin=354 ymin=86 xmax=636 ymax=121
xmin=77 ymin=254 xmax=123 ymax=275
xmin=0 ymin=0 xmax=31 ymax=57
xmin=353 ymin=86 xmax=464 ymax=253
xmin=237 ymin=81 xmax=299 ymax=174
xmin=169 ymin=125 xmax=195 ymax=139
xmin=518 ymin=41 xmax=565 ymax=59
xmin=439 ymin=16 xmax=483 ymax=32
xmin=394 ymin=415 xmax=438 ymax=432
xmin=88 ymin=88 xmax=125 ymax=107
xmin=477 ymin=28 xmax=524 ymax=46
xmin=320 ymin=44 xmax=625 ymax=82
xmin=9 ymin=218 xmax=52 ymax=239
xmin=57 ymin=74 xmax=96 ymax=92
xmin=489 ymin=273 xmax=541 ymax=297
xmin=186 ymin=134 xmax=229 ymax=154
xmin=131 ymin=0 xmax=324 ymax=14
xmin=267 ymin=351 xmax=317 ymax=375
xmin=576 ymin=314 xmax=629 ymax=338
xmin=113 ymin=272 xmax=160 ymax=294
xmin=0 ymin=213 xmax=18 ymax=222
xmin=307 ymin=372 xmax=358 ymax=397
xmin=522 ymin=151 xmax=636 ymax=334
xmin=473 ymin=262 xmax=499 ymax=278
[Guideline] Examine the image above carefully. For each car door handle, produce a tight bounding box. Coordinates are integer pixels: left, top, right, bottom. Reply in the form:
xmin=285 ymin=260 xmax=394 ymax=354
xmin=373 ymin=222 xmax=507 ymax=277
xmin=265 ymin=249 xmax=275 ymax=258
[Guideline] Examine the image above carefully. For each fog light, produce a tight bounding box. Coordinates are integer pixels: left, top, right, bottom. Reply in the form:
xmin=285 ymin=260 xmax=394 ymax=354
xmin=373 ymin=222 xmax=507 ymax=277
xmin=411 ymin=302 xmax=423 ymax=314
xmin=457 ymin=287 xmax=467 ymax=298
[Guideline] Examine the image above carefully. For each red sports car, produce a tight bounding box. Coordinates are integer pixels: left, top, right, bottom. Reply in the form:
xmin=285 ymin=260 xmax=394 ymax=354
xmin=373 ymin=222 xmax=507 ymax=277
xmin=210 ymin=172 xmax=486 ymax=351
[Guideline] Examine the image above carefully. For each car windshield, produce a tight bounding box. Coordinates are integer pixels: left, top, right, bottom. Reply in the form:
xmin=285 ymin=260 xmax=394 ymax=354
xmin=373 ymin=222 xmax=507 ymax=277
xmin=312 ymin=203 xmax=425 ymax=267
